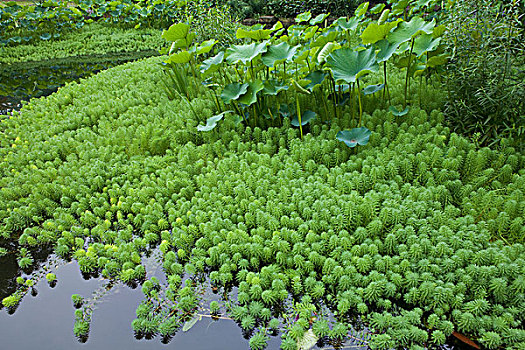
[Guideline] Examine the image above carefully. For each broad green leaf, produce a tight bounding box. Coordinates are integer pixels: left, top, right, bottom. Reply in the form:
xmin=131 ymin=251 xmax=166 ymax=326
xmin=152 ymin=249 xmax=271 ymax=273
xmin=291 ymin=79 xmax=311 ymax=95
xmin=426 ymin=54 xmax=448 ymax=68
xmin=171 ymin=32 xmax=196 ymax=51
xmin=296 ymin=11 xmax=312 ymax=24
xmin=305 ymin=70 xmax=328 ymax=91
xmin=310 ymin=13 xmax=329 ymax=25
xmin=166 ymin=50 xmax=192 ymax=64
xmin=263 ymin=80 xmax=289 ymax=96
xmin=292 ymin=110 xmax=316 ymax=127
xmin=336 ymin=127 xmax=371 ymax=147
xmin=317 ymin=42 xmax=338 ymax=64
xmin=162 ymin=22 xmax=189 ymax=41
xmin=326 ymin=47 xmax=379 ymax=84
xmin=335 ymin=17 xmax=359 ymax=31
xmin=226 ymin=41 xmax=268 ymax=65
xmin=303 ymin=26 xmax=318 ymax=40
xmin=197 ymin=111 xmax=233 ymax=131
xmin=413 ymin=34 xmax=441 ymax=57
xmin=378 ymin=9 xmax=390 ymax=25
xmin=236 ymin=27 xmax=274 ymax=41
xmin=375 ymin=39 xmax=399 ymax=63
xmin=362 ymin=83 xmax=385 ymax=95
xmin=182 ymin=314 xmax=202 ymax=332
xmin=370 ymin=3 xmax=386 ymax=14
xmin=387 ymin=17 xmax=436 ymax=44
xmin=221 ymin=83 xmax=249 ymax=104
xmin=311 ymin=30 xmax=338 ymax=48
xmin=237 ymin=80 xmax=264 ymax=106
xmin=297 ymin=329 xmax=319 ymax=350
xmin=389 ymin=105 xmax=410 ymax=116
xmin=196 ymin=39 xmax=217 ymax=55
xmin=200 ymin=51 xmax=225 ymax=75
xmin=360 ymin=20 xmax=401 ymax=45
xmin=391 ymin=0 xmax=409 ymax=15
xmin=354 ymin=2 xmax=369 ymax=17
xmin=261 ymin=42 xmax=298 ymax=67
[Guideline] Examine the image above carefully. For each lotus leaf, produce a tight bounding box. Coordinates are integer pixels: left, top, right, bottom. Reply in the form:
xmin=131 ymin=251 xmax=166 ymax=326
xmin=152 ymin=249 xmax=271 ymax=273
xmin=375 ymin=39 xmax=400 ymax=63
xmin=296 ymin=11 xmax=312 ymax=24
xmin=305 ymin=70 xmax=328 ymax=91
xmin=387 ymin=17 xmax=436 ymax=45
xmin=336 ymin=127 xmax=371 ymax=147
xmin=335 ymin=17 xmax=359 ymax=31
xmin=221 ymin=83 xmax=249 ymax=104
xmin=354 ymin=2 xmax=369 ymax=17
xmin=200 ymin=51 xmax=225 ymax=75
xmin=317 ymin=42 xmax=339 ymax=64
xmin=162 ymin=22 xmax=189 ymax=41
xmin=413 ymin=34 xmax=441 ymax=57
xmin=195 ymin=39 xmax=217 ymax=55
xmin=166 ymin=51 xmax=192 ymax=64
xmin=310 ymin=13 xmax=329 ymax=26
xmin=197 ymin=111 xmax=232 ymax=131
xmin=389 ymin=105 xmax=410 ymax=116
xmin=226 ymin=41 xmax=268 ymax=65
xmin=292 ymin=110 xmax=316 ymax=127
xmin=363 ymin=84 xmax=385 ymax=95
xmin=237 ymin=80 xmax=264 ymax=106
xmin=360 ymin=20 xmax=402 ymax=45
xmin=261 ymin=42 xmax=298 ymax=67
xmin=326 ymin=47 xmax=379 ymax=84
xmin=263 ymin=80 xmax=289 ymax=96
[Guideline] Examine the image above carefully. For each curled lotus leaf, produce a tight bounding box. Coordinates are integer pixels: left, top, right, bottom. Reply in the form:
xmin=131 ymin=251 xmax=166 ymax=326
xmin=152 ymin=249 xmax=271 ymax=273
xmin=360 ymin=20 xmax=402 ymax=45
xmin=310 ymin=13 xmax=329 ymax=26
xmin=413 ymin=34 xmax=441 ymax=57
xmin=292 ymin=110 xmax=316 ymax=127
xmin=305 ymin=70 xmax=328 ymax=91
xmin=237 ymin=80 xmax=264 ymax=106
xmin=295 ymin=11 xmax=312 ymax=24
xmin=197 ymin=111 xmax=233 ymax=131
xmin=375 ymin=39 xmax=400 ymax=63
xmin=389 ymin=105 xmax=410 ymax=116
xmin=166 ymin=50 xmax=192 ymax=64
xmin=336 ymin=17 xmax=359 ymax=31
xmin=263 ymin=80 xmax=289 ymax=96
xmin=336 ymin=127 xmax=371 ymax=147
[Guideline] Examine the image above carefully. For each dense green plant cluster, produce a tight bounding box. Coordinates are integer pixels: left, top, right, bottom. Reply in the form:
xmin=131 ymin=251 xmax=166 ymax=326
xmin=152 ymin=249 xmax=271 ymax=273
xmin=0 ymin=54 xmax=524 ymax=348
xmin=0 ymin=0 xmax=239 ymax=47
xmin=0 ymin=23 xmax=164 ymax=64
xmin=442 ymin=0 xmax=525 ymax=148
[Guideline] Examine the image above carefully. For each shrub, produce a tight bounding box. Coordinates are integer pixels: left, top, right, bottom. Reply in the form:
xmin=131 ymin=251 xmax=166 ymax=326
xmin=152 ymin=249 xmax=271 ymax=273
xmin=443 ymin=0 xmax=525 ymax=148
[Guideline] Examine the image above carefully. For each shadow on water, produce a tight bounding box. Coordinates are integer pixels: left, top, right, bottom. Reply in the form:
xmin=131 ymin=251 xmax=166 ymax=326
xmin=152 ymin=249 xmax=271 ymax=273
xmin=0 ymin=50 xmax=158 ymax=115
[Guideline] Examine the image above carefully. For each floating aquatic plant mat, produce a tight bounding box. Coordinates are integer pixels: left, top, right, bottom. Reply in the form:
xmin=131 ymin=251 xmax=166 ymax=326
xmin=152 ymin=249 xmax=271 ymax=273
xmin=0 ymin=55 xmax=523 ymax=349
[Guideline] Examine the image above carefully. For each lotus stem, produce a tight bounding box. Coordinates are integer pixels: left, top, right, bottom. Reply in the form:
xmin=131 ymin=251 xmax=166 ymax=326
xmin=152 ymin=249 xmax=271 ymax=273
xmin=383 ymin=61 xmax=391 ymax=105
xmin=296 ymin=91 xmax=303 ymax=140
xmin=404 ymin=39 xmax=415 ymax=109
xmin=357 ymin=80 xmax=363 ymax=127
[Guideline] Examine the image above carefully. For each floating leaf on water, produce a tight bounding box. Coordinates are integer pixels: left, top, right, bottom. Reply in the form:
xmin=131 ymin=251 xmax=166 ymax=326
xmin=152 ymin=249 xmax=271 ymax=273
xmin=182 ymin=314 xmax=202 ymax=332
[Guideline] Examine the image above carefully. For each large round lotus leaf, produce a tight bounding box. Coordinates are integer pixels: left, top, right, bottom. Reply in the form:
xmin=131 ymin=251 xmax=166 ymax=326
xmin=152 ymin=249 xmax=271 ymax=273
xmin=291 ymin=110 xmax=316 ymax=126
xmin=200 ymin=51 xmax=225 ymax=75
xmin=221 ymin=83 xmax=249 ymax=104
xmin=261 ymin=42 xmax=298 ymax=67
xmin=237 ymin=80 xmax=264 ymax=106
xmin=426 ymin=54 xmax=448 ymax=68
xmin=413 ymin=34 xmax=441 ymax=57
xmin=387 ymin=17 xmax=436 ymax=45
xmin=336 ymin=127 xmax=371 ymax=147
xmin=311 ymin=31 xmax=338 ymax=48
xmin=375 ymin=39 xmax=399 ymax=63
xmin=326 ymin=47 xmax=379 ymax=84
xmin=197 ymin=111 xmax=232 ymax=131
xmin=226 ymin=41 xmax=268 ymax=65
xmin=263 ymin=80 xmax=289 ymax=96
xmin=360 ymin=20 xmax=401 ymax=45
xmin=162 ymin=22 xmax=189 ymax=41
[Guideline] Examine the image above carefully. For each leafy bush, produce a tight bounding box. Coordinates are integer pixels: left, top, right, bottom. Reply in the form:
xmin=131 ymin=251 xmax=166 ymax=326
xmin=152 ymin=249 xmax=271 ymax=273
xmin=443 ymin=0 xmax=525 ymax=148
xmin=265 ymin=0 xmax=363 ymax=18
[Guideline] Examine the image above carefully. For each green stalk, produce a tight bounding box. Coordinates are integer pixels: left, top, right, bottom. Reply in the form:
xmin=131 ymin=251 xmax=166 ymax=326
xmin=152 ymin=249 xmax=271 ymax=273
xmin=383 ymin=61 xmax=391 ymax=105
xmin=404 ymin=39 xmax=415 ymax=109
xmin=357 ymin=80 xmax=363 ymax=127
xmin=296 ymin=91 xmax=303 ymax=140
